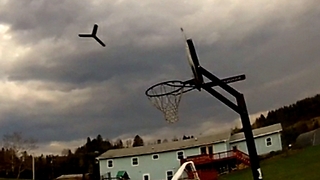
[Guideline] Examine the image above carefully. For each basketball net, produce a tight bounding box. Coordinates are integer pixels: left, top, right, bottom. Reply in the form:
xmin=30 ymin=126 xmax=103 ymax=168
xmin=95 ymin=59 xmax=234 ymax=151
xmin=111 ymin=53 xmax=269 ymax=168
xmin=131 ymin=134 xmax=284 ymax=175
xmin=147 ymin=81 xmax=185 ymax=123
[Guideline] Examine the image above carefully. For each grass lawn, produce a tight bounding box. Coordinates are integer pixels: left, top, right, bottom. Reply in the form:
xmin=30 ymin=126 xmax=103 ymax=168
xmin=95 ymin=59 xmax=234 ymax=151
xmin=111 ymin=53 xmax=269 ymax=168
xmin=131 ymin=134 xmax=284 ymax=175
xmin=219 ymin=145 xmax=320 ymax=180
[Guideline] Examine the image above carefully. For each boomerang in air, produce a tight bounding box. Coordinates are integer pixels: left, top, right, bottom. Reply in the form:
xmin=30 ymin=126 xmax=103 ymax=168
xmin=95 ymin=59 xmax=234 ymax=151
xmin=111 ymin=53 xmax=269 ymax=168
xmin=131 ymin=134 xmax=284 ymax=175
xmin=79 ymin=24 xmax=106 ymax=47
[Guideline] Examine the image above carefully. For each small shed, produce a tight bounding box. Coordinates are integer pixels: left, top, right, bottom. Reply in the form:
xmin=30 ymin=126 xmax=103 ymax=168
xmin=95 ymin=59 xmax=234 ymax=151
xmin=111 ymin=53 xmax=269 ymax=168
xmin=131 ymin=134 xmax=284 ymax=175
xmin=296 ymin=128 xmax=320 ymax=148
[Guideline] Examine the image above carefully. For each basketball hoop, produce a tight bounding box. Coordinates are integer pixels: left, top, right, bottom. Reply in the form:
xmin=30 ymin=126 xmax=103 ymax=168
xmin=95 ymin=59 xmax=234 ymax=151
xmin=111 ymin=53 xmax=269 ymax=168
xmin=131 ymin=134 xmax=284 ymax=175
xmin=145 ymin=80 xmax=196 ymax=123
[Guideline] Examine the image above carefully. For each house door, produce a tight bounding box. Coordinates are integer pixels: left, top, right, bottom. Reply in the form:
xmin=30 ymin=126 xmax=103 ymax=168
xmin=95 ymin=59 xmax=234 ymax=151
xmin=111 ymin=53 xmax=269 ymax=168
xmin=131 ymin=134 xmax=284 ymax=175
xmin=200 ymin=147 xmax=207 ymax=154
xmin=208 ymin=146 xmax=213 ymax=154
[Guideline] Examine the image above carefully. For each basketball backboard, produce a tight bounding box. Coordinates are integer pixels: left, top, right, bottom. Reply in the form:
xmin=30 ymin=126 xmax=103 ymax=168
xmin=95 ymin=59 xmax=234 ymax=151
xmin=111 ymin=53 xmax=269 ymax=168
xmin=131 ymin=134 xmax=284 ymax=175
xmin=181 ymin=28 xmax=204 ymax=86
xmin=185 ymin=39 xmax=203 ymax=86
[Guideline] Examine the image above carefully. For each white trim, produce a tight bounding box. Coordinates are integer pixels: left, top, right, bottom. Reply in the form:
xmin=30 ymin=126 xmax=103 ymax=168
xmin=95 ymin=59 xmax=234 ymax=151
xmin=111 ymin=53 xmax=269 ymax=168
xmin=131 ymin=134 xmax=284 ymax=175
xmin=176 ymin=150 xmax=185 ymax=160
xmin=166 ymin=170 xmax=174 ymax=180
xmin=142 ymin=173 xmax=150 ymax=180
xmin=131 ymin=157 xmax=139 ymax=166
xmin=152 ymin=154 xmax=159 ymax=160
xmin=278 ymin=133 xmax=282 ymax=145
xmin=208 ymin=145 xmax=214 ymax=154
xmin=107 ymin=159 xmax=113 ymax=168
xmin=256 ymin=130 xmax=282 ymax=138
xmin=230 ymin=130 xmax=281 ymax=143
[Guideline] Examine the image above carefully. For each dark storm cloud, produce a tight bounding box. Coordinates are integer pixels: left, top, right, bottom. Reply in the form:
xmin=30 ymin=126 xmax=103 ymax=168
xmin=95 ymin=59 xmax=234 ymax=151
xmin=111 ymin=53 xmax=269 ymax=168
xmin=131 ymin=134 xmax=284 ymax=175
xmin=0 ymin=0 xmax=116 ymax=44
xmin=6 ymin=43 xmax=187 ymax=91
xmin=2 ymin=0 xmax=188 ymax=88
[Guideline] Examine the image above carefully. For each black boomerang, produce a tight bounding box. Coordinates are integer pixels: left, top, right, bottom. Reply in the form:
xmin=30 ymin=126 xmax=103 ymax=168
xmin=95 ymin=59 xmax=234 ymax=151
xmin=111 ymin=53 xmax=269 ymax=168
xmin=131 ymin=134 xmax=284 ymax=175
xmin=79 ymin=24 xmax=106 ymax=47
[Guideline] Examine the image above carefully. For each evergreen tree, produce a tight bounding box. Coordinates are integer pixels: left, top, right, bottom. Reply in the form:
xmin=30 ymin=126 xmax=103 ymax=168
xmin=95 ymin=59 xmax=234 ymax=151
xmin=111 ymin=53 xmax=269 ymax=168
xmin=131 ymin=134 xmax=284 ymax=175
xmin=86 ymin=137 xmax=91 ymax=144
xmin=97 ymin=135 xmax=103 ymax=143
xmin=132 ymin=135 xmax=144 ymax=147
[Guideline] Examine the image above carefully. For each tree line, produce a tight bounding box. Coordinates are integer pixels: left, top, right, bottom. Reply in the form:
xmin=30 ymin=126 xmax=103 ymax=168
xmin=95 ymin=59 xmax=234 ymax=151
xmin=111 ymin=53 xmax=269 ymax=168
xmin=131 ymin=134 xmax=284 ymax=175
xmin=233 ymin=94 xmax=320 ymax=147
xmin=0 ymin=130 xmax=190 ymax=180
xmin=0 ymin=133 xmax=145 ymax=180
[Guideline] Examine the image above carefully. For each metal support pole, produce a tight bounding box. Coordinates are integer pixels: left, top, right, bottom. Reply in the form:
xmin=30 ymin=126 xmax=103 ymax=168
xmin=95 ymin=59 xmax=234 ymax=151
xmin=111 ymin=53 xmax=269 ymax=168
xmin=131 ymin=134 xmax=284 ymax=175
xmin=237 ymin=94 xmax=262 ymax=180
xmin=199 ymin=67 xmax=263 ymax=180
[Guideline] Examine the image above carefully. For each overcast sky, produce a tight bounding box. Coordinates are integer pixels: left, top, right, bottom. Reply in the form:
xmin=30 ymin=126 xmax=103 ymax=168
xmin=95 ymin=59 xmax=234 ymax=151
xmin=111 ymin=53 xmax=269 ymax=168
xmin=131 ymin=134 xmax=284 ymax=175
xmin=0 ymin=0 xmax=319 ymax=155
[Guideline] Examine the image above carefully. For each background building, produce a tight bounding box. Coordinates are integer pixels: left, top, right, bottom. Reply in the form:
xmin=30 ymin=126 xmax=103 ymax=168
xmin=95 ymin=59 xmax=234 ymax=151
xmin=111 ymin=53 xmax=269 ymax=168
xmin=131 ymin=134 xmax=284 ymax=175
xmin=97 ymin=123 xmax=282 ymax=180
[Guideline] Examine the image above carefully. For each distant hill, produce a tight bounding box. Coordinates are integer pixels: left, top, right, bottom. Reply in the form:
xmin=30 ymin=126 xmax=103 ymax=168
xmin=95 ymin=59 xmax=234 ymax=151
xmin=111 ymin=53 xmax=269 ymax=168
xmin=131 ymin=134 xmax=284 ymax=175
xmin=233 ymin=94 xmax=320 ymax=147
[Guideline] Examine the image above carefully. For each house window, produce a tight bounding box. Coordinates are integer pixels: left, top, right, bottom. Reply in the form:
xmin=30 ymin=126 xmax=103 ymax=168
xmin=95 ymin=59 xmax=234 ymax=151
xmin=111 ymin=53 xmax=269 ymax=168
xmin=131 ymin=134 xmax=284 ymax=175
xmin=107 ymin=160 xmax=113 ymax=168
xmin=200 ymin=147 xmax=207 ymax=154
xmin=266 ymin=137 xmax=272 ymax=146
xmin=166 ymin=170 xmax=174 ymax=180
xmin=132 ymin=157 xmax=139 ymax=166
xmin=143 ymin=174 xmax=150 ymax=180
xmin=232 ymin=146 xmax=237 ymax=151
xmin=152 ymin=154 xmax=159 ymax=160
xmin=177 ymin=151 xmax=184 ymax=160
xmin=200 ymin=146 xmax=214 ymax=154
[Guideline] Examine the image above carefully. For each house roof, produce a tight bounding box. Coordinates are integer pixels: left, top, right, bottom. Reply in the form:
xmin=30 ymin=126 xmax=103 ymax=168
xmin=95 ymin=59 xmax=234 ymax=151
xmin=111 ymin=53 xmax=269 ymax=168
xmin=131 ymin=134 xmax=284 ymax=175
xmin=97 ymin=131 xmax=231 ymax=159
xmin=229 ymin=123 xmax=282 ymax=143
xmin=97 ymin=123 xmax=282 ymax=160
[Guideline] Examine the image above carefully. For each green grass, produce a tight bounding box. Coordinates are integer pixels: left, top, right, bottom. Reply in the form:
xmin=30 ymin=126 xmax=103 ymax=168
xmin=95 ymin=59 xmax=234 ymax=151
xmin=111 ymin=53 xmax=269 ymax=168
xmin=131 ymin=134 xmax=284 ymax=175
xmin=219 ymin=145 xmax=320 ymax=180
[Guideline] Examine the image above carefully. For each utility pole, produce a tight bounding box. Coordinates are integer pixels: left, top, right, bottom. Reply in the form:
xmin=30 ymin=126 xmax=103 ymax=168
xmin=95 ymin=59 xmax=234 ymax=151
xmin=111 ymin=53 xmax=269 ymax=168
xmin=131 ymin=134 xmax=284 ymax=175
xmin=32 ymin=155 xmax=35 ymax=180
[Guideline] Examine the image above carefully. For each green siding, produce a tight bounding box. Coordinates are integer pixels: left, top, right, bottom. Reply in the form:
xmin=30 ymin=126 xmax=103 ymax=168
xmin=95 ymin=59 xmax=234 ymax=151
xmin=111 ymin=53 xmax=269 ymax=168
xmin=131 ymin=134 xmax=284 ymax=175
xmin=99 ymin=131 xmax=282 ymax=179
xmin=99 ymin=143 xmax=223 ymax=180
xmin=213 ymin=142 xmax=228 ymax=153
xmin=230 ymin=133 xmax=282 ymax=155
xmin=99 ymin=149 xmax=188 ymax=179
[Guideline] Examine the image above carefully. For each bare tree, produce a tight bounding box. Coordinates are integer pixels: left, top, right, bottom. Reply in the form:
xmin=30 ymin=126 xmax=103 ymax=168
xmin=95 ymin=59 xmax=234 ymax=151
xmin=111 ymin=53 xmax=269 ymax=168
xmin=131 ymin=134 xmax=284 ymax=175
xmin=2 ymin=132 xmax=37 ymax=179
xmin=114 ymin=139 xmax=124 ymax=149
xmin=125 ymin=139 xmax=132 ymax=148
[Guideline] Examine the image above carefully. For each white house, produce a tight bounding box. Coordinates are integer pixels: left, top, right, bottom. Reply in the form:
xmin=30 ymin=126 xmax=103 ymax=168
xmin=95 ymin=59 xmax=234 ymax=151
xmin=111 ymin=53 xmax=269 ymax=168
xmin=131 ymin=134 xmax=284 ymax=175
xmin=97 ymin=123 xmax=282 ymax=180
